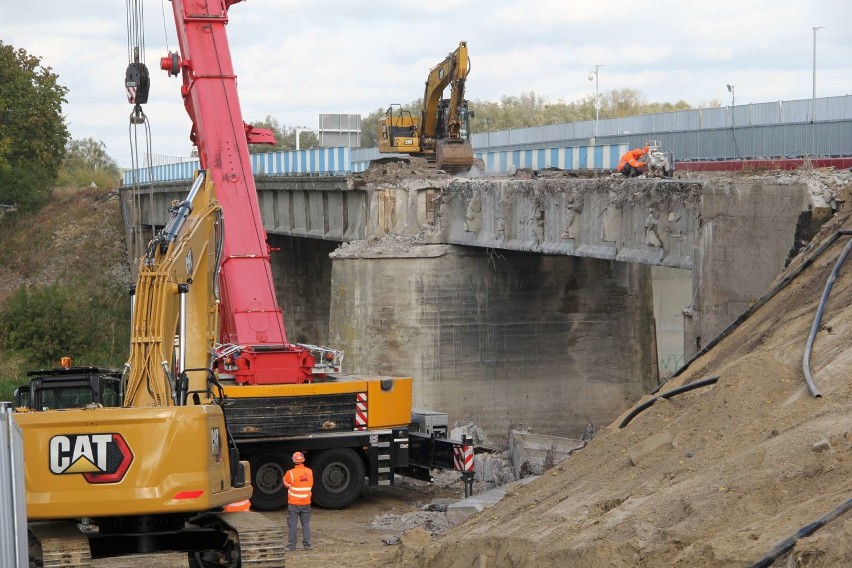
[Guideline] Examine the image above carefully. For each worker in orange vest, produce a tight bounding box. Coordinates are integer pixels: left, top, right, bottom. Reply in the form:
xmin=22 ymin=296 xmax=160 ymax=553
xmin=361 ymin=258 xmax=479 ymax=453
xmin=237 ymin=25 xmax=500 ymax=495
xmin=284 ymin=451 xmax=314 ymax=551
xmin=617 ymin=147 xmax=649 ymax=177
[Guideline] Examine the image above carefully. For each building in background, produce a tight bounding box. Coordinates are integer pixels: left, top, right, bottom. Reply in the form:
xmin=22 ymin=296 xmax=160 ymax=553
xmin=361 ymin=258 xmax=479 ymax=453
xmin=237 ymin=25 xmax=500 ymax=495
xmin=319 ymin=114 xmax=361 ymax=148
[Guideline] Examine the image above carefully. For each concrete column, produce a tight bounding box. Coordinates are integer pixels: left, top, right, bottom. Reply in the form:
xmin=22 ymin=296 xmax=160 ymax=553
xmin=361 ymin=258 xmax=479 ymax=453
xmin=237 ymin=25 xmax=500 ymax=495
xmin=328 ymin=244 xmax=657 ymax=440
xmin=686 ymin=182 xmax=819 ymax=356
xmin=652 ymin=266 xmax=692 ymax=376
xmin=268 ymin=235 xmax=338 ymax=346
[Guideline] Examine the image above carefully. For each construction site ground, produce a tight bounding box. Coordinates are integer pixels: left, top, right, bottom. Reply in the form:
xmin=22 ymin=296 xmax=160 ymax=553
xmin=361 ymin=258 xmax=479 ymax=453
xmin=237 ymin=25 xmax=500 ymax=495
xmin=92 ymin=482 xmax=465 ymax=567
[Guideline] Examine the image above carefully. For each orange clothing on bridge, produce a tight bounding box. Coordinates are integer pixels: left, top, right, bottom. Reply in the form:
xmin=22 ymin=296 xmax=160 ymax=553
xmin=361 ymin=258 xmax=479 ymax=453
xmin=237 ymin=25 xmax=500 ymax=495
xmin=617 ymin=147 xmax=648 ymax=172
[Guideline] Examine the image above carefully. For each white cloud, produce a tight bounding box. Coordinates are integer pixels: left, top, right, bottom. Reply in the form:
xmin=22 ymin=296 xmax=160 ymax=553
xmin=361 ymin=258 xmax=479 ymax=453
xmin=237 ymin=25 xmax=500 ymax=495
xmin=1 ymin=0 xmax=849 ymax=168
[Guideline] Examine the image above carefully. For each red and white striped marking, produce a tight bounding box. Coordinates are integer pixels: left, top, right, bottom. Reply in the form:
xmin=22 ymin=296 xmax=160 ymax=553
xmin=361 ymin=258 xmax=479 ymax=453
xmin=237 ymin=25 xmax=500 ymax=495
xmin=355 ymin=392 xmax=367 ymax=430
xmin=453 ymin=444 xmax=474 ymax=472
xmin=126 ymin=86 xmax=137 ymax=103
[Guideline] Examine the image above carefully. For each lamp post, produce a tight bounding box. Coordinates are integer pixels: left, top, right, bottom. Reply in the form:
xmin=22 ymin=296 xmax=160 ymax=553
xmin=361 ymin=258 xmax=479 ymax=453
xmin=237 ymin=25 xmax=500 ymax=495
xmin=726 ymin=84 xmax=735 ymax=107
xmin=483 ymin=117 xmax=490 ymax=147
xmin=295 ymin=128 xmax=316 ymax=151
xmin=588 ymin=64 xmax=603 ymax=141
xmin=811 ymin=26 xmax=825 ymax=156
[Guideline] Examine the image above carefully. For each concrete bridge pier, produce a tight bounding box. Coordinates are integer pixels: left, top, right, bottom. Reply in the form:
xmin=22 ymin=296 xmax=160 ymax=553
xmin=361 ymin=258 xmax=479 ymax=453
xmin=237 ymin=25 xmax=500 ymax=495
xmin=326 ymin=244 xmax=658 ymax=440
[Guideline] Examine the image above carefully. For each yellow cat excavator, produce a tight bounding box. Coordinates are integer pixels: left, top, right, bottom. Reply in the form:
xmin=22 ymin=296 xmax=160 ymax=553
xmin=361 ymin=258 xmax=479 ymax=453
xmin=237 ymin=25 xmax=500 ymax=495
xmin=378 ymin=41 xmax=477 ymax=172
xmin=13 ymin=0 xmax=288 ymax=565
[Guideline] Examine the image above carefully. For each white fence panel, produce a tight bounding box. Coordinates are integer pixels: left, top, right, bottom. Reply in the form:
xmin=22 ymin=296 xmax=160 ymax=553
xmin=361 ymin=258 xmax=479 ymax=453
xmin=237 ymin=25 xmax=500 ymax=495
xmin=1 ymin=404 xmax=27 ymax=567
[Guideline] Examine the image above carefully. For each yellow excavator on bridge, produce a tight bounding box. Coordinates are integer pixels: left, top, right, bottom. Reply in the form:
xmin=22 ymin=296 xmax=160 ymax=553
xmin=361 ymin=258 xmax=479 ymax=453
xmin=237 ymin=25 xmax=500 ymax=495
xmin=378 ymin=41 xmax=478 ymax=173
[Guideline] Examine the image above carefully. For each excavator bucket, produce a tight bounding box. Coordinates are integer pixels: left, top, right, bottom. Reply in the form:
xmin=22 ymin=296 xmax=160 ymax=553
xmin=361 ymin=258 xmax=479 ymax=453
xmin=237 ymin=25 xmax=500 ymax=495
xmin=436 ymin=140 xmax=475 ymax=173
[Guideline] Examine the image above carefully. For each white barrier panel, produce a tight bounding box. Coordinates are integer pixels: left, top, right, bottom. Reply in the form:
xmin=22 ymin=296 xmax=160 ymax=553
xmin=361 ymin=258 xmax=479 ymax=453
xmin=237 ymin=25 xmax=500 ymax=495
xmin=1 ymin=404 xmax=27 ymax=567
xmin=123 ymin=147 xmax=352 ymax=185
xmin=351 ymin=143 xmax=629 ymax=174
xmin=475 ymin=143 xmax=628 ymax=173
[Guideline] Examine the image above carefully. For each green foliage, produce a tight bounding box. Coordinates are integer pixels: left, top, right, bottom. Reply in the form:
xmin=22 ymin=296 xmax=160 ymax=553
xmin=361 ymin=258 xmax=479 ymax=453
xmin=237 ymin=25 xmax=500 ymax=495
xmin=58 ymin=137 xmax=120 ymax=189
xmin=0 ymin=184 xmax=131 ymax=382
xmin=0 ymin=380 xmax=17 ymax=403
xmin=0 ymin=282 xmax=129 ymax=373
xmin=0 ymin=41 xmax=69 ymax=211
xmin=0 ymin=352 xmax=27 ymax=401
xmin=0 ymin=164 xmax=55 ymax=212
xmin=247 ymin=115 xmax=319 ymax=153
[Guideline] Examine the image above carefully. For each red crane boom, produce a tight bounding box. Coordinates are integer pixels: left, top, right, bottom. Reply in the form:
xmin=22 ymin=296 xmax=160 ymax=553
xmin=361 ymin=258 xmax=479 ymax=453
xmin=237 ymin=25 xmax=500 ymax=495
xmin=160 ymin=0 xmax=316 ymax=383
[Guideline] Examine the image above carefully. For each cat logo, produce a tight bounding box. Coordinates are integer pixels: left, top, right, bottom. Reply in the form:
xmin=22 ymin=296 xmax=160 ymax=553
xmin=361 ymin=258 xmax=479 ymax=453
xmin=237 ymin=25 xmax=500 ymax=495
xmin=49 ymin=433 xmax=134 ymax=484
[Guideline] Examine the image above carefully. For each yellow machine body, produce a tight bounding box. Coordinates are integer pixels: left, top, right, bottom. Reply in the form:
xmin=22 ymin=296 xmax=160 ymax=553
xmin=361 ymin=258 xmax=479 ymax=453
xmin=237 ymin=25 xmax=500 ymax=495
xmin=17 ymin=405 xmax=251 ymax=519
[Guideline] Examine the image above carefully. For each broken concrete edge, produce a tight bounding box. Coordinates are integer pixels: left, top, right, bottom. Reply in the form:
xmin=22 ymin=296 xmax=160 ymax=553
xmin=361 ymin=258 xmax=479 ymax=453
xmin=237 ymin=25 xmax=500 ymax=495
xmin=445 ymin=475 xmax=539 ymax=527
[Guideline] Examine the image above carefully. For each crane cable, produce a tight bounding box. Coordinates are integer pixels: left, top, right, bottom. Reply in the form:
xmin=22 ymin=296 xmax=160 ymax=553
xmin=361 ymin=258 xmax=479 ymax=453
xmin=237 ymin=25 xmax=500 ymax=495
xmin=125 ymin=0 xmax=159 ymax=400
xmin=125 ymin=0 xmax=155 ymax=260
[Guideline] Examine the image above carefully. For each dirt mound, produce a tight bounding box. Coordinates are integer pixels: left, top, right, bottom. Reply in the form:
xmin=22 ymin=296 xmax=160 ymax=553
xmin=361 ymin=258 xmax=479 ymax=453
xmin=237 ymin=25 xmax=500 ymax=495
xmin=392 ymin=176 xmax=852 ymax=567
xmin=0 ymin=186 xmax=131 ymax=303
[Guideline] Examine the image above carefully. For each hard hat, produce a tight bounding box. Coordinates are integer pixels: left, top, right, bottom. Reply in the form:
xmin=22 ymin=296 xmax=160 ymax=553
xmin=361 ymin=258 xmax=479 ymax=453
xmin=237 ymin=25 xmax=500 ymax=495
xmin=292 ymin=451 xmax=305 ymax=464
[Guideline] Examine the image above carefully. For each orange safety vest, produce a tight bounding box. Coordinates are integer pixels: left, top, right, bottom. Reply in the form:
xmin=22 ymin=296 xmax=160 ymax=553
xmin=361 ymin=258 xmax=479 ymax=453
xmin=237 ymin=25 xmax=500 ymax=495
xmin=617 ymin=148 xmax=646 ymax=171
xmin=283 ymin=464 xmax=313 ymax=506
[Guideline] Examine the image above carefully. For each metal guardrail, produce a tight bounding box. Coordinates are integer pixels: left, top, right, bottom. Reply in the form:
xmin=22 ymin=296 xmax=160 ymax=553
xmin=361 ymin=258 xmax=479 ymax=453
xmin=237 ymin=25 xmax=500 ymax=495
xmin=1 ymin=403 xmax=27 ymax=567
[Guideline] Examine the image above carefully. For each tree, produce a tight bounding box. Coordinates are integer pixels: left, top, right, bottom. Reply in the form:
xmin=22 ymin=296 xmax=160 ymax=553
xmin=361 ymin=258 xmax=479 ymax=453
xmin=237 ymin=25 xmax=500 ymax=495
xmin=0 ymin=41 xmax=69 ymax=210
xmin=247 ymin=115 xmax=319 ymax=153
xmin=59 ymin=138 xmax=120 ymax=189
xmin=360 ymin=107 xmax=385 ymax=149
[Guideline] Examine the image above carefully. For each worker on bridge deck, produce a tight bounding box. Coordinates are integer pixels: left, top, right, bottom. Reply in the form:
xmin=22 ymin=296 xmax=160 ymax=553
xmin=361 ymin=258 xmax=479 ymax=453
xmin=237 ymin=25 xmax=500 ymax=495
xmin=618 ymin=147 xmax=649 ymax=177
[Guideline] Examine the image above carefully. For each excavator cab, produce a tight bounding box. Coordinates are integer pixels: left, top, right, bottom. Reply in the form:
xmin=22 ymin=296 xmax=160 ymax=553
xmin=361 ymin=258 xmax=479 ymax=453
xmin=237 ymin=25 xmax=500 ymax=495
xmin=435 ymin=99 xmax=474 ymax=142
xmin=14 ymin=367 xmax=123 ymax=411
xmin=378 ymin=104 xmax=421 ymax=153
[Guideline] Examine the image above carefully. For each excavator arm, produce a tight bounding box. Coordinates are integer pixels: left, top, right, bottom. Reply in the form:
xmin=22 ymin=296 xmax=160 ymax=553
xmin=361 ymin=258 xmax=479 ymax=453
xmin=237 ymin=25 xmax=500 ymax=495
xmin=420 ymin=41 xmax=469 ymax=141
xmin=125 ymin=172 xmax=223 ymax=407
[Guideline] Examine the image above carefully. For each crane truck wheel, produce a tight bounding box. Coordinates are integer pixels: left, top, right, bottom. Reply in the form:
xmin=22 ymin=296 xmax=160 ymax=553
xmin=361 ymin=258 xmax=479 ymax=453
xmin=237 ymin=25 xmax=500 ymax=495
xmin=247 ymin=452 xmax=287 ymax=511
xmin=310 ymin=448 xmax=366 ymax=509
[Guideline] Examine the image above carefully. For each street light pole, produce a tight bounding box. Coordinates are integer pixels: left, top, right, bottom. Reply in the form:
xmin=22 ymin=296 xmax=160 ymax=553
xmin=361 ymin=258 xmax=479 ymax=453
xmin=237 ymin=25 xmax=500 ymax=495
xmin=811 ymin=26 xmax=825 ymax=156
xmin=295 ymin=128 xmax=316 ymax=151
xmin=588 ymin=64 xmax=603 ymax=141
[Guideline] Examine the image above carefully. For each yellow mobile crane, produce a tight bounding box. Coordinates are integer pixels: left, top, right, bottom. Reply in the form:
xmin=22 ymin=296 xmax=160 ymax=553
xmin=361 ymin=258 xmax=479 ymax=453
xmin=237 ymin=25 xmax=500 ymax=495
xmin=378 ymin=41 xmax=477 ymax=172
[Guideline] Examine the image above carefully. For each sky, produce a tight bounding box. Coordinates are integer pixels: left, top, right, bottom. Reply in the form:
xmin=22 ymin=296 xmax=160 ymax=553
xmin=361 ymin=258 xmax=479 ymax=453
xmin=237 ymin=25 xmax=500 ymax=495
xmin=1 ymin=1 xmax=851 ymax=169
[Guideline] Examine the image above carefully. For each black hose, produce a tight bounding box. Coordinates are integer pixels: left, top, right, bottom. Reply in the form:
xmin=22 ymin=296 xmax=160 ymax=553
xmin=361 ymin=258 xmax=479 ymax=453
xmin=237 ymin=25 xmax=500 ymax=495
xmin=655 ymin=229 xmax=852 ymax=395
xmin=802 ymin=235 xmax=852 ymax=397
xmin=746 ymin=496 xmax=852 ymax=568
xmin=619 ymin=375 xmax=720 ymax=428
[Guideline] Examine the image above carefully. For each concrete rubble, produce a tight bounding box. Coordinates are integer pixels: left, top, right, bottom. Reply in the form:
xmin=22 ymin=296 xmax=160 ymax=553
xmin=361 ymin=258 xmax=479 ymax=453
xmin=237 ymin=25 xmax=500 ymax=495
xmin=374 ymin=424 xmax=592 ymax=538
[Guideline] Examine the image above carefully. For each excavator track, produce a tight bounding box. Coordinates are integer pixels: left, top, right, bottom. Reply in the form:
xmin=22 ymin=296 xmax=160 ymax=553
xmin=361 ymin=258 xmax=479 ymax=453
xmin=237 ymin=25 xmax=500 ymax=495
xmin=189 ymin=511 xmax=287 ymax=567
xmin=28 ymin=521 xmax=93 ymax=568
